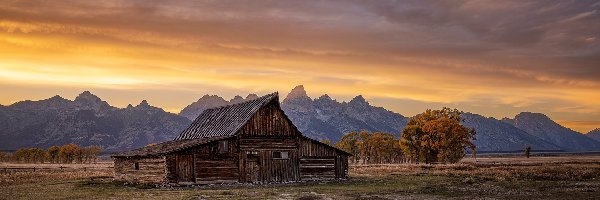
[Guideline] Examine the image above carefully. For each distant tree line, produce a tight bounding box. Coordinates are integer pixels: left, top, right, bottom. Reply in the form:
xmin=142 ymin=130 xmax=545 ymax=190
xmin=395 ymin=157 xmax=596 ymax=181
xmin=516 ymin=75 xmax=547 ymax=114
xmin=334 ymin=108 xmax=477 ymax=164
xmin=0 ymin=144 xmax=102 ymax=164
xmin=333 ymin=131 xmax=405 ymax=164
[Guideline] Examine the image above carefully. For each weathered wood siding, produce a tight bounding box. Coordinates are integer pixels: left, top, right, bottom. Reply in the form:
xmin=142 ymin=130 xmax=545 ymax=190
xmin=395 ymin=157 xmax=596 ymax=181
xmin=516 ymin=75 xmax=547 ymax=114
xmin=114 ymin=97 xmax=349 ymax=185
xmin=114 ymin=156 xmax=167 ymax=184
xmin=164 ymin=137 xmax=240 ymax=184
xmin=239 ymin=148 xmax=300 ymax=183
xmin=194 ymin=138 xmax=239 ymax=184
xmin=299 ymin=138 xmax=348 ymax=180
xmin=238 ymin=100 xmax=301 ymax=183
xmin=239 ymin=100 xmax=300 ymax=137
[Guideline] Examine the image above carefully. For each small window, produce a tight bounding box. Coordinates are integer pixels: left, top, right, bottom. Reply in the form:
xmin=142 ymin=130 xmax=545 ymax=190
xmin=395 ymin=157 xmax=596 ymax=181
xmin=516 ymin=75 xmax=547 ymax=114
xmin=219 ymin=140 xmax=229 ymax=153
xmin=134 ymin=162 xmax=140 ymax=170
xmin=272 ymin=151 xmax=288 ymax=159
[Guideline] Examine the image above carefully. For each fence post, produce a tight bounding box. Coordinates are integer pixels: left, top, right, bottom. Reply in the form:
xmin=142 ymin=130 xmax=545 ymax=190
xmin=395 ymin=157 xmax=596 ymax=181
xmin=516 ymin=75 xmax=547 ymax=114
xmin=33 ymin=167 xmax=36 ymax=172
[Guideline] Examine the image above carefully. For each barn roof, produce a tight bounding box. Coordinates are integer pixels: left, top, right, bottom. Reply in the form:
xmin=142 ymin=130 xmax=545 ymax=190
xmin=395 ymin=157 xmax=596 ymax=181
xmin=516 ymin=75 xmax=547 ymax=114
xmin=112 ymin=136 xmax=231 ymax=157
xmin=174 ymin=92 xmax=279 ymax=140
xmin=300 ymin=135 xmax=353 ymax=156
xmin=113 ymin=92 xmax=352 ymax=157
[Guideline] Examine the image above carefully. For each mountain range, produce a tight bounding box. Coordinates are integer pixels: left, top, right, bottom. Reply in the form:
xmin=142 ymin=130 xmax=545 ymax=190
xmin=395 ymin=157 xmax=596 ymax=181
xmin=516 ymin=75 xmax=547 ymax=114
xmin=0 ymin=86 xmax=599 ymax=152
xmin=0 ymin=92 xmax=190 ymax=151
xmin=587 ymin=128 xmax=600 ymax=142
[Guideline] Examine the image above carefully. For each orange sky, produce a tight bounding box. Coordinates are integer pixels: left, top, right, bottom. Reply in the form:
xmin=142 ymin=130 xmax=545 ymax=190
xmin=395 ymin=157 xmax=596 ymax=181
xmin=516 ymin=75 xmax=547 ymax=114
xmin=1 ymin=1 xmax=599 ymax=133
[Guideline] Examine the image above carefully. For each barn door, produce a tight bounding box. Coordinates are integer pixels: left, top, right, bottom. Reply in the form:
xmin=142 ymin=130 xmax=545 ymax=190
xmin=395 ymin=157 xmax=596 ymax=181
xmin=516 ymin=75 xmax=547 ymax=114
xmin=245 ymin=152 xmax=260 ymax=183
xmin=177 ymin=154 xmax=195 ymax=183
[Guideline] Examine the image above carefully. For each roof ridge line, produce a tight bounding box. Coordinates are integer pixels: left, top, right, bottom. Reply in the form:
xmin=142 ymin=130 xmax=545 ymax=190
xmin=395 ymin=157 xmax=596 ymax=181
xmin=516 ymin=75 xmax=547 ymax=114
xmin=174 ymin=92 xmax=279 ymax=140
xmin=203 ymin=92 xmax=278 ymax=111
xmin=218 ymin=92 xmax=279 ymax=139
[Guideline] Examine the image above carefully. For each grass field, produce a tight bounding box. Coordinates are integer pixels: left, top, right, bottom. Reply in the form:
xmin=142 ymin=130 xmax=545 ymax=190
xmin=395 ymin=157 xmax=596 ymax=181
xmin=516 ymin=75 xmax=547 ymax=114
xmin=1 ymin=156 xmax=599 ymax=199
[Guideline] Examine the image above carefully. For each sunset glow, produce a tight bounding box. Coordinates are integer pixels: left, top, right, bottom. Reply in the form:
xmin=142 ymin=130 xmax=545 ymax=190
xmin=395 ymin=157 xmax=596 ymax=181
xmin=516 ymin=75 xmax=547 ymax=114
xmin=1 ymin=0 xmax=599 ymax=133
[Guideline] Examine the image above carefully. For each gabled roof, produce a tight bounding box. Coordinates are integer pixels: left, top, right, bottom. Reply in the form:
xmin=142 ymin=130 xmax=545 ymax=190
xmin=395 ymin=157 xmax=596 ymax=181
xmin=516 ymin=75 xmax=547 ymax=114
xmin=175 ymin=92 xmax=279 ymax=140
xmin=112 ymin=136 xmax=231 ymax=157
xmin=300 ymin=135 xmax=353 ymax=156
xmin=113 ymin=92 xmax=352 ymax=157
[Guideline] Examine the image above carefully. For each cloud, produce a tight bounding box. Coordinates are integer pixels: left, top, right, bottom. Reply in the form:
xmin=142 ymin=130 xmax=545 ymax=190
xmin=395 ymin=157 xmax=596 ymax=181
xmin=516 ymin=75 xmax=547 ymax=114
xmin=0 ymin=0 xmax=599 ymax=126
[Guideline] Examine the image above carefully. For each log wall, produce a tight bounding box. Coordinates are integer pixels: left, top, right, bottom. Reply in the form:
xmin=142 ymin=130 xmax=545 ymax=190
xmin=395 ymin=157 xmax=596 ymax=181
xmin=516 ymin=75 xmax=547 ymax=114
xmin=114 ymin=156 xmax=167 ymax=184
xmin=299 ymin=137 xmax=348 ymax=180
xmin=238 ymin=136 xmax=301 ymax=183
xmin=239 ymin=148 xmax=300 ymax=183
xmin=166 ymin=137 xmax=240 ymax=184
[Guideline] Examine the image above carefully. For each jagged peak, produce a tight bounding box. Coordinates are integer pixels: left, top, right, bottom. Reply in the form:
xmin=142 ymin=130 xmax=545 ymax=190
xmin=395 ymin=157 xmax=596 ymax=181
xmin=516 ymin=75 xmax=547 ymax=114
xmin=318 ymin=94 xmax=332 ymax=101
xmin=283 ymin=85 xmax=311 ymax=103
xmin=138 ymin=100 xmax=150 ymax=107
xmin=588 ymin=128 xmax=600 ymax=134
xmin=230 ymin=95 xmax=245 ymax=104
xmin=46 ymin=95 xmax=69 ymax=102
xmin=203 ymin=94 xmax=220 ymax=97
xmin=349 ymin=95 xmax=369 ymax=106
xmin=75 ymin=91 xmax=101 ymax=102
xmin=246 ymin=94 xmax=259 ymax=100
xmin=197 ymin=94 xmax=226 ymax=102
xmin=126 ymin=104 xmax=134 ymax=109
xmin=49 ymin=95 xmax=65 ymax=99
xmin=514 ymin=112 xmax=551 ymax=120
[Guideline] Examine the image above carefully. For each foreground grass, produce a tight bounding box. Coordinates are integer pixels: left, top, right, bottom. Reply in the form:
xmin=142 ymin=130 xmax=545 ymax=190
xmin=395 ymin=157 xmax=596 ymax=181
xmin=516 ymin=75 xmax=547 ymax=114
xmin=1 ymin=156 xmax=600 ymax=199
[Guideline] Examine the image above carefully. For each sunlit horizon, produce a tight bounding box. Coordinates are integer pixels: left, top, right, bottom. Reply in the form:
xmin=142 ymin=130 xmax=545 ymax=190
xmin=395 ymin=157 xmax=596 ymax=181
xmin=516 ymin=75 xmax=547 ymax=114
xmin=1 ymin=0 xmax=599 ymax=133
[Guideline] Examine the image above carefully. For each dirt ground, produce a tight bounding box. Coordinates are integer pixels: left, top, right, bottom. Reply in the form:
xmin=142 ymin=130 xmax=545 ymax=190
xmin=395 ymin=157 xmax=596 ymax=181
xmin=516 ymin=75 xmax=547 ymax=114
xmin=1 ymin=155 xmax=599 ymax=199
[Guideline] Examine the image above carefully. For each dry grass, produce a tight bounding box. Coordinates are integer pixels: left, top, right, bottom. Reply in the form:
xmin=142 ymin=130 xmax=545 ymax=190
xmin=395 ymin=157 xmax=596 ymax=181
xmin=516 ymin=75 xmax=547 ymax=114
xmin=0 ymin=161 xmax=113 ymax=169
xmin=0 ymin=162 xmax=113 ymax=186
xmin=0 ymin=156 xmax=599 ymax=199
xmin=352 ymin=156 xmax=600 ymax=182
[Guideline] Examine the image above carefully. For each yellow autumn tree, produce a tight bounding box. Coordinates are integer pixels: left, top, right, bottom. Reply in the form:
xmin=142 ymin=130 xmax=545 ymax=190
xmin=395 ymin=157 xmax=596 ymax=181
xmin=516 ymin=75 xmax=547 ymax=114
xmin=335 ymin=131 xmax=404 ymax=164
xmin=47 ymin=146 xmax=61 ymax=163
xmin=59 ymin=144 xmax=80 ymax=163
xmin=400 ymin=108 xmax=476 ymax=164
xmin=335 ymin=132 xmax=361 ymax=163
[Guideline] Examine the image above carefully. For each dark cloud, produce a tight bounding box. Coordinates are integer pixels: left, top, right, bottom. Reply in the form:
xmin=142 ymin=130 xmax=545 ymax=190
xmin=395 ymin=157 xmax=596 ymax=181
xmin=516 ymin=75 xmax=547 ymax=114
xmin=1 ymin=0 xmax=599 ymax=87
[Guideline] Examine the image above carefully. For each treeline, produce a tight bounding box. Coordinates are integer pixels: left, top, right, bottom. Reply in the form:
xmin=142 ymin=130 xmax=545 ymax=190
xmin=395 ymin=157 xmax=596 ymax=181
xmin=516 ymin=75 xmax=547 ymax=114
xmin=333 ymin=108 xmax=477 ymax=164
xmin=0 ymin=144 xmax=102 ymax=164
xmin=333 ymin=131 xmax=405 ymax=164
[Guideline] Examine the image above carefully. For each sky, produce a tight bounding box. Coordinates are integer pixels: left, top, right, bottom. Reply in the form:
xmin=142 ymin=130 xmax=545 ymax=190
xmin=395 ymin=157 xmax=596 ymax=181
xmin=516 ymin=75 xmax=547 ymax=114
xmin=1 ymin=0 xmax=599 ymax=133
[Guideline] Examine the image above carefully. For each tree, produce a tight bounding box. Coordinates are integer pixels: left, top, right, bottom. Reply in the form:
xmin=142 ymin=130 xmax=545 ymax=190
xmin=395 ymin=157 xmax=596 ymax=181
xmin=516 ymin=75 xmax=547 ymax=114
xmin=320 ymin=139 xmax=332 ymax=146
xmin=47 ymin=146 xmax=61 ymax=163
xmin=358 ymin=131 xmax=372 ymax=163
xmin=400 ymin=108 xmax=476 ymax=164
xmin=335 ymin=132 xmax=361 ymax=164
xmin=364 ymin=132 xmax=399 ymax=164
xmin=81 ymin=146 xmax=102 ymax=163
xmin=13 ymin=148 xmax=46 ymax=163
xmin=525 ymin=145 xmax=531 ymax=158
xmin=335 ymin=131 xmax=404 ymax=164
xmin=59 ymin=144 xmax=79 ymax=163
xmin=0 ymin=152 xmax=8 ymax=162
xmin=31 ymin=148 xmax=46 ymax=163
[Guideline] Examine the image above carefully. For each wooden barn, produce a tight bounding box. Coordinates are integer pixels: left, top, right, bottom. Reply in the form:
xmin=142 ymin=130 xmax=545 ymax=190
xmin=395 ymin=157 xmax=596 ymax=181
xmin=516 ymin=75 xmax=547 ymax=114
xmin=112 ymin=93 xmax=350 ymax=184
